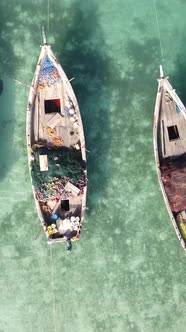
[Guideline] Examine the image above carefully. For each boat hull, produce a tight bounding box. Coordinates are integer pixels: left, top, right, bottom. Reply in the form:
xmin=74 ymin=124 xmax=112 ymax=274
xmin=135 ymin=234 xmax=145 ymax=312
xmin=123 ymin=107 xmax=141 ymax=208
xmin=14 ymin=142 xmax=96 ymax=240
xmin=153 ymin=71 xmax=186 ymax=250
xmin=26 ymin=43 xmax=87 ymax=244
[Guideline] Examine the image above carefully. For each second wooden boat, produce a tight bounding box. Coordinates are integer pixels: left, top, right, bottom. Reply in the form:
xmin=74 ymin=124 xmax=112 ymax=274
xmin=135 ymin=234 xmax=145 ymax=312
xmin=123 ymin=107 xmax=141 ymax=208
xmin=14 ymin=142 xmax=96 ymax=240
xmin=26 ymin=29 xmax=87 ymax=252
xmin=154 ymin=65 xmax=186 ymax=250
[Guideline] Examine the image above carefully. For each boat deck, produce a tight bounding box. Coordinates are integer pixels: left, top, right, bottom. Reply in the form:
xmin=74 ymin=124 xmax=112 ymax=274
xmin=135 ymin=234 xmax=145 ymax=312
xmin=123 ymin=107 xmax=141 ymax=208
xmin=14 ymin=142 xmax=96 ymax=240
xmin=32 ymin=81 xmax=80 ymax=149
xmin=159 ymin=86 xmax=186 ymax=159
xmin=46 ymin=196 xmax=82 ymax=222
xmin=27 ymin=47 xmax=87 ymax=243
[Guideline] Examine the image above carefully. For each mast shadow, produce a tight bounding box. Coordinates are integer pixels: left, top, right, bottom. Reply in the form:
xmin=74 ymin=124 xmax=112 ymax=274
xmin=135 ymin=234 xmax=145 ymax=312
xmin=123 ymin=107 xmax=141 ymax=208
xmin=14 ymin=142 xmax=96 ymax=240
xmin=171 ymin=40 xmax=186 ymax=107
xmin=0 ymin=1 xmax=20 ymax=180
xmin=44 ymin=2 xmax=114 ymax=215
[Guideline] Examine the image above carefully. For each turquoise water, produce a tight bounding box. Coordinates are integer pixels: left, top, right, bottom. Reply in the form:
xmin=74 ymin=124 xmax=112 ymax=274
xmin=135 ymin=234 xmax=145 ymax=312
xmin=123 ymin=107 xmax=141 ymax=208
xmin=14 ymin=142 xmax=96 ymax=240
xmin=1 ymin=0 xmax=186 ymax=331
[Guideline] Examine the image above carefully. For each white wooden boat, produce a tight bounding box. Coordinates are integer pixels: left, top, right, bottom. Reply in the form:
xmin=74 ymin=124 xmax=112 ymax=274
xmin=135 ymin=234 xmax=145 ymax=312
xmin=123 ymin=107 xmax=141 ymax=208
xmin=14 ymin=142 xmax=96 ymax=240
xmin=154 ymin=65 xmax=186 ymax=250
xmin=26 ymin=29 xmax=87 ymax=251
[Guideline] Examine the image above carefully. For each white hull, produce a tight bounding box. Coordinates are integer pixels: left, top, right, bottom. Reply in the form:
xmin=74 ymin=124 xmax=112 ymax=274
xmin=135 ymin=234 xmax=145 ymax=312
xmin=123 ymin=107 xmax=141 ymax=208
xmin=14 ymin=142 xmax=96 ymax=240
xmin=26 ymin=38 xmax=87 ymax=244
xmin=153 ymin=66 xmax=186 ymax=250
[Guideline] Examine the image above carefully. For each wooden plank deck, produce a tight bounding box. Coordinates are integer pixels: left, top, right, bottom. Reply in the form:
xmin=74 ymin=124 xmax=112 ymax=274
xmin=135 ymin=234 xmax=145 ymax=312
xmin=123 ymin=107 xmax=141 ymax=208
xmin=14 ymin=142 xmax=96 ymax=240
xmin=27 ymin=45 xmax=87 ymax=244
xmin=160 ymin=87 xmax=186 ymax=158
xmin=33 ymin=82 xmax=82 ymax=149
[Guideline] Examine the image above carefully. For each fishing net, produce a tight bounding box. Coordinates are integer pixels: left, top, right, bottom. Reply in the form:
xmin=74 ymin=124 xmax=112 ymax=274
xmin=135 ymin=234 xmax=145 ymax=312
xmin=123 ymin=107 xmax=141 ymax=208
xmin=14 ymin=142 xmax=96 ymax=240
xmin=31 ymin=146 xmax=86 ymax=199
xmin=38 ymin=56 xmax=61 ymax=89
xmin=161 ymin=154 xmax=186 ymax=212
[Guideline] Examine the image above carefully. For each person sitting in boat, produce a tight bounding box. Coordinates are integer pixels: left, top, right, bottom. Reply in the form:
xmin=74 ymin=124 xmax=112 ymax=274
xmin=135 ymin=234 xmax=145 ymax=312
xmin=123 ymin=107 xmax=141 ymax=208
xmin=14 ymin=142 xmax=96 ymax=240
xmin=64 ymin=229 xmax=77 ymax=240
xmin=64 ymin=229 xmax=77 ymax=254
xmin=56 ymin=217 xmax=71 ymax=234
xmin=70 ymin=216 xmax=80 ymax=231
xmin=66 ymin=238 xmax=72 ymax=254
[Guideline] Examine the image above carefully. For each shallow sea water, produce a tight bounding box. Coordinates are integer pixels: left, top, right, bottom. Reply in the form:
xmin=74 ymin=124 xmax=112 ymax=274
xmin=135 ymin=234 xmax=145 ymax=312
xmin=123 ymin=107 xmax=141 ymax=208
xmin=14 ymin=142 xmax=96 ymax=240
xmin=1 ymin=0 xmax=186 ymax=331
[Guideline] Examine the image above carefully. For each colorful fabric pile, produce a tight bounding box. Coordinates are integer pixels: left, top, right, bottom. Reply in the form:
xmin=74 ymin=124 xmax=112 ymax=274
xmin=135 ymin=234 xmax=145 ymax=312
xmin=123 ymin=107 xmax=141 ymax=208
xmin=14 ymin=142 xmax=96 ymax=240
xmin=35 ymin=175 xmax=87 ymax=201
xmin=161 ymin=154 xmax=186 ymax=212
xmin=35 ymin=176 xmax=72 ymax=201
xmin=38 ymin=56 xmax=61 ymax=89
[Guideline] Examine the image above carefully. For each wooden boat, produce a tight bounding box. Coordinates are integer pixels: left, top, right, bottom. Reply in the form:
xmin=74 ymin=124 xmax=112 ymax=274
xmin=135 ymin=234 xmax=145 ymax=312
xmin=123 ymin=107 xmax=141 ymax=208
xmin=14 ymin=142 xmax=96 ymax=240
xmin=26 ymin=29 xmax=87 ymax=251
xmin=153 ymin=65 xmax=186 ymax=250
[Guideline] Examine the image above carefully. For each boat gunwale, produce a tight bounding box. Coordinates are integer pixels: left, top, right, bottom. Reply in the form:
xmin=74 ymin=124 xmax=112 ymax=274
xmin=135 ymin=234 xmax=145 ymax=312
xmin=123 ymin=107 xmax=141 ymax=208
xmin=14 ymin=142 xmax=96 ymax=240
xmin=26 ymin=42 xmax=87 ymax=243
xmin=153 ymin=71 xmax=186 ymax=250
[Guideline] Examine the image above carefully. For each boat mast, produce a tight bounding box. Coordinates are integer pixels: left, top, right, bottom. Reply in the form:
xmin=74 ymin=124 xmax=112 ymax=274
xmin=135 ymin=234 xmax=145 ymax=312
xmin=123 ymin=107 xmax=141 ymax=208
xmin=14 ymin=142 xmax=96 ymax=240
xmin=42 ymin=26 xmax=47 ymax=45
xmin=160 ymin=64 xmax=164 ymax=79
xmin=160 ymin=64 xmax=186 ymax=120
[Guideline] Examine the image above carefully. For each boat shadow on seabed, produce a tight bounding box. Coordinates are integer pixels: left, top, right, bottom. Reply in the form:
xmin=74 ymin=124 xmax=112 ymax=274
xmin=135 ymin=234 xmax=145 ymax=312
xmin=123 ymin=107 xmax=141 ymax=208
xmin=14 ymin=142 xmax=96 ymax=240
xmin=0 ymin=0 xmax=20 ymax=180
xmin=51 ymin=1 xmax=113 ymax=217
xmin=0 ymin=79 xmax=3 ymax=95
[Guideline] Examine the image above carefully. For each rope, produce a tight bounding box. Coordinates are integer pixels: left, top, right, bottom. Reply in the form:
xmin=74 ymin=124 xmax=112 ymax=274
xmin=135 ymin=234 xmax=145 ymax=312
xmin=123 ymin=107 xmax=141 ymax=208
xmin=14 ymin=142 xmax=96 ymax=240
xmin=49 ymin=246 xmax=57 ymax=332
xmin=47 ymin=0 xmax=50 ymax=33
xmin=153 ymin=0 xmax=164 ymax=64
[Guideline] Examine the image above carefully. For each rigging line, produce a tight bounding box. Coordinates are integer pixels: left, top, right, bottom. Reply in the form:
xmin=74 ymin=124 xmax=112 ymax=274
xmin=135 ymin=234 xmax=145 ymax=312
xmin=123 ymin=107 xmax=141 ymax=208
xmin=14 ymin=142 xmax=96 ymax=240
xmin=153 ymin=0 xmax=164 ymax=63
xmin=49 ymin=245 xmax=57 ymax=332
xmin=47 ymin=0 xmax=50 ymax=33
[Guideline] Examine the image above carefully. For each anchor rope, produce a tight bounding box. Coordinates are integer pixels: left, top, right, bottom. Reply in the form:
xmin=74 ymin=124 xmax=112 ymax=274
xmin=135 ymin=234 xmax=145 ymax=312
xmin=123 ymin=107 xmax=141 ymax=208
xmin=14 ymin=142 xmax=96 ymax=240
xmin=47 ymin=0 xmax=50 ymax=33
xmin=49 ymin=245 xmax=57 ymax=332
xmin=153 ymin=0 xmax=164 ymax=64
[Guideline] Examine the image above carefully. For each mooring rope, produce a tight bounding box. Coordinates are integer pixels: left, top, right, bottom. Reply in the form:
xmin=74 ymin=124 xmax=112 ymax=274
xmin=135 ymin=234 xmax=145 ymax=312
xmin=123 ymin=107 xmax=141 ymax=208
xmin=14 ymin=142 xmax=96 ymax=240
xmin=47 ymin=0 xmax=50 ymax=33
xmin=49 ymin=245 xmax=57 ymax=332
xmin=153 ymin=0 xmax=164 ymax=64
